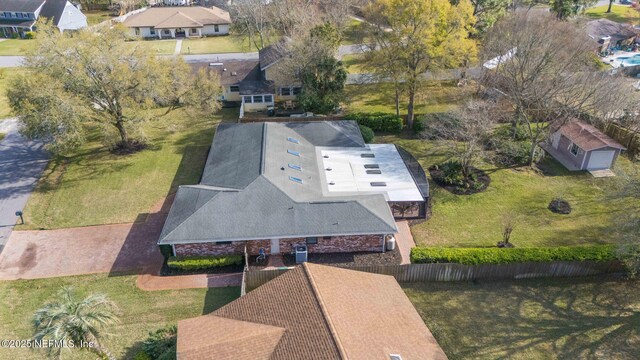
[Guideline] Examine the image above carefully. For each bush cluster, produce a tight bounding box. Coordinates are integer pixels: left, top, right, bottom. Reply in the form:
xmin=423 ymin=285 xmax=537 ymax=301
xmin=345 ymin=112 xmax=403 ymax=133
xmin=167 ymin=255 xmax=243 ymax=270
xmin=410 ymin=245 xmax=616 ymax=265
xmin=24 ymin=31 xmax=36 ymax=39
xmin=415 ymin=112 xmax=460 ymax=139
xmin=359 ymin=125 xmax=375 ymax=143
xmin=141 ymin=325 xmax=177 ymax=360
xmin=431 ymin=160 xmax=466 ymax=187
xmin=494 ymin=139 xmax=536 ymax=166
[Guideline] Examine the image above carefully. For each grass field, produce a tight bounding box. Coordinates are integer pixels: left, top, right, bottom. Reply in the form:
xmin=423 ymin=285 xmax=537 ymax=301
xmin=181 ymin=35 xmax=257 ymax=54
xmin=585 ymin=5 xmax=639 ymax=24
xmin=0 ymin=68 xmax=29 ymax=119
xmin=17 ymin=107 xmax=239 ymax=230
xmin=345 ymin=81 xmax=471 ymax=115
xmin=0 ymin=39 xmax=37 ymax=56
xmin=0 ymin=274 xmax=239 ymax=359
xmin=381 ymin=134 xmax=640 ymax=247
xmin=342 ymin=53 xmax=367 ymax=74
xmin=83 ymin=10 xmax=114 ymax=26
xmin=123 ymin=39 xmax=177 ymax=55
xmin=404 ymin=276 xmax=640 ymax=360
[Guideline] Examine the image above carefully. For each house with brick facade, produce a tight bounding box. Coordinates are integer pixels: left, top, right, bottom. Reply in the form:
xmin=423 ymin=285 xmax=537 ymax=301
xmin=177 ymin=262 xmax=447 ymax=359
xmin=158 ymin=121 xmax=429 ymax=257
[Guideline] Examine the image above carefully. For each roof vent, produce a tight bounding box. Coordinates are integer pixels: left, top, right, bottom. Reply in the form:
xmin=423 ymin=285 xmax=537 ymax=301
xmin=366 ymin=170 xmax=382 ymax=174
xmin=223 ymin=68 xmax=227 ymax=72
xmin=389 ymin=355 xmax=403 ymax=360
xmin=231 ymin=71 xmax=237 ymax=76
xmin=364 ymin=164 xmax=379 ymax=169
xmin=370 ymin=182 xmax=387 ymax=187
xmin=361 ymin=153 xmax=375 ymax=158
xmin=209 ymin=62 xmax=224 ymax=66
xmin=329 ymin=181 xmax=335 ymax=185
xmin=323 ymin=155 xmax=329 ymax=158
xmin=325 ymin=167 xmax=332 ymax=171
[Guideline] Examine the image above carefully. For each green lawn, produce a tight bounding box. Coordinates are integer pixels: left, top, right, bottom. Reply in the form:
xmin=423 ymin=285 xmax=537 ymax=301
xmin=342 ymin=53 xmax=367 ymax=74
xmin=342 ymin=18 xmax=368 ymax=45
xmin=18 ymin=107 xmax=239 ymax=230
xmin=404 ymin=276 xmax=640 ymax=360
xmin=585 ymin=5 xmax=639 ymax=24
xmin=82 ymin=10 xmax=114 ymax=26
xmin=345 ymin=81 xmax=472 ymax=115
xmin=123 ymin=40 xmax=177 ymax=55
xmin=0 ymin=68 xmax=29 ymax=118
xmin=381 ymin=134 xmax=640 ymax=247
xmin=0 ymin=39 xmax=37 ymax=56
xmin=0 ymin=274 xmax=239 ymax=359
xmin=181 ymin=35 xmax=257 ymax=54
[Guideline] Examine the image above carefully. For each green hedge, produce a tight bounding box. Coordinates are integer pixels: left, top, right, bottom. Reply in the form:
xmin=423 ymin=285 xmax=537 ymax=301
xmin=359 ymin=125 xmax=375 ymax=143
xmin=410 ymin=245 xmax=616 ymax=265
xmin=167 ymin=255 xmax=243 ymax=270
xmin=345 ymin=112 xmax=403 ymax=133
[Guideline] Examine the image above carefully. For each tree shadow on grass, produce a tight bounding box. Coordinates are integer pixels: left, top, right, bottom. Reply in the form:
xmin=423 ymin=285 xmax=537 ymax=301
xmin=202 ymin=287 xmax=241 ymax=315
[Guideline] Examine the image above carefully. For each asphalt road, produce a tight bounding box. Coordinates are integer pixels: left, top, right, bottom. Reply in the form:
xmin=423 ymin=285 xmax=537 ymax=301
xmin=0 ymin=119 xmax=48 ymax=253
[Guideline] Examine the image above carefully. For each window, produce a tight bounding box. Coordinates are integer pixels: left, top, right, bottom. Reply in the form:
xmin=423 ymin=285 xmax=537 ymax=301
xmin=292 ymin=87 xmax=302 ymax=95
xmin=253 ymin=95 xmax=263 ymax=103
xmin=17 ymin=13 xmax=22 ymax=19
xmin=229 ymin=85 xmax=239 ymax=92
xmin=264 ymin=94 xmax=273 ymax=103
xmin=306 ymin=237 xmax=318 ymax=244
xmin=288 ymin=163 xmax=302 ymax=171
xmin=216 ymin=241 xmax=232 ymax=245
xmin=190 ymin=28 xmax=197 ymax=34
xmin=134 ymin=27 xmax=140 ymax=36
xmin=243 ymin=96 xmax=252 ymax=103
xmin=366 ymin=170 xmax=382 ymax=174
xmin=163 ymin=29 xmax=170 ymax=35
xmin=280 ymin=87 xmax=291 ymax=96
xmin=287 ymin=149 xmax=300 ymax=156
xmin=150 ymin=27 xmax=156 ymax=35
xmin=364 ymin=164 xmax=379 ymax=169
xmin=287 ymin=137 xmax=299 ymax=144
xmin=370 ymin=182 xmax=387 ymax=187
xmin=322 ymin=236 xmax=331 ymax=241
xmin=214 ymin=24 xmax=219 ymax=32
xmin=569 ymin=143 xmax=579 ymax=156
xmin=289 ymin=176 xmax=303 ymax=184
xmin=361 ymin=153 xmax=375 ymax=158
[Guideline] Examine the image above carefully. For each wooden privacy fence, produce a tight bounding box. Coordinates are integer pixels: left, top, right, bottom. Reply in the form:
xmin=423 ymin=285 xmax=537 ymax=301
xmin=244 ymin=261 xmax=623 ymax=292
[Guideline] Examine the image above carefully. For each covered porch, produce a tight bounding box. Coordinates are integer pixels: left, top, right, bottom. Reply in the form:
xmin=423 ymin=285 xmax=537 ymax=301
xmin=540 ymin=142 xmax=582 ymax=171
xmin=156 ymin=26 xmax=203 ymax=39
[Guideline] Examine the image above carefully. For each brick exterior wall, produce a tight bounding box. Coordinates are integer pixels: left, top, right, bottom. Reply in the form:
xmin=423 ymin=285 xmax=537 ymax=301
xmin=172 ymin=235 xmax=385 ymax=256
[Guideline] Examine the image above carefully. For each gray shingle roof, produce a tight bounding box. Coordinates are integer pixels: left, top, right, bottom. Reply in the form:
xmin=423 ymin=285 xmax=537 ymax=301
xmin=38 ymin=0 xmax=67 ymax=25
xmin=258 ymin=38 xmax=290 ymax=70
xmin=159 ymin=121 xmax=398 ymax=245
xmin=0 ymin=0 xmax=45 ymax=12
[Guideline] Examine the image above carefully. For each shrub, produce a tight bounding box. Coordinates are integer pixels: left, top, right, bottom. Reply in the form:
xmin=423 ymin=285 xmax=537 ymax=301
xmin=359 ymin=125 xmax=375 ymax=143
xmin=493 ymin=125 xmax=529 ymax=142
xmin=431 ymin=160 xmax=465 ymax=187
xmin=417 ymin=112 xmax=460 ymax=140
xmin=133 ymin=351 xmax=152 ymax=360
xmin=345 ymin=112 xmax=403 ymax=133
xmin=167 ymin=255 xmax=243 ymax=271
xmin=412 ymin=117 xmax=425 ymax=134
xmin=24 ymin=31 xmax=36 ymax=39
xmin=410 ymin=245 xmax=616 ymax=265
xmin=493 ymin=139 xmax=540 ymax=166
xmin=142 ymin=325 xmax=177 ymax=360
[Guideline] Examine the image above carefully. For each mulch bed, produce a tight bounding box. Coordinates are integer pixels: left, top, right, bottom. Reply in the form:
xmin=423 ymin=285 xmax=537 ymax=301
xmin=110 ymin=140 xmax=147 ymax=155
xmin=159 ymin=260 xmax=244 ymax=276
xmin=282 ymin=248 xmax=402 ymax=268
xmin=548 ymin=198 xmax=572 ymax=214
xmin=428 ymin=166 xmax=491 ymax=195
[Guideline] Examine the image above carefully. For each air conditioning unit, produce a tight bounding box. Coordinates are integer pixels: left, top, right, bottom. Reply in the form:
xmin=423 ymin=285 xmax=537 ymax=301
xmin=295 ymin=245 xmax=308 ymax=263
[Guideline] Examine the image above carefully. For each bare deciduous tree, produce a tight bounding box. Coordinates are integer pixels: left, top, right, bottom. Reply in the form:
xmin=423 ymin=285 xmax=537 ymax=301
xmin=481 ymin=10 xmax=627 ymax=166
xmin=229 ymin=0 xmax=273 ymax=51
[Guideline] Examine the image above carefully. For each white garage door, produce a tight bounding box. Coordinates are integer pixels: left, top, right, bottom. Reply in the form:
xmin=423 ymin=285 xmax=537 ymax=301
xmin=587 ymin=150 xmax=615 ymax=170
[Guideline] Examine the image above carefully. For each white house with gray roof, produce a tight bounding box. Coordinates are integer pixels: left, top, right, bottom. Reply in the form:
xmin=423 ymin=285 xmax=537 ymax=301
xmin=158 ymin=121 xmax=429 ymax=258
xmin=0 ymin=0 xmax=86 ymax=38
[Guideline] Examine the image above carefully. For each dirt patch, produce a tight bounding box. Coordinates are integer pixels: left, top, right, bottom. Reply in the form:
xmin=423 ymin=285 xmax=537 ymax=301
xmin=110 ymin=140 xmax=147 ymax=155
xmin=429 ymin=166 xmax=491 ymax=195
xmin=281 ymin=248 xmax=402 ymax=268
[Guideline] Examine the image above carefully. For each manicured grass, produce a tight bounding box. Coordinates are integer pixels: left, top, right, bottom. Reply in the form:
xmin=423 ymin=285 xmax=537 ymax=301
xmin=0 ymin=68 xmax=29 ymax=119
xmin=381 ymin=135 xmax=640 ymax=247
xmin=181 ymin=35 xmax=257 ymax=54
xmin=345 ymin=81 xmax=472 ymax=115
xmin=123 ymin=40 xmax=177 ymax=55
xmin=0 ymin=39 xmax=37 ymax=56
xmin=342 ymin=53 xmax=367 ymax=74
xmin=0 ymin=274 xmax=239 ymax=359
xmin=585 ymin=5 xmax=639 ymax=24
xmin=83 ymin=10 xmax=114 ymax=26
xmin=17 ymin=107 xmax=239 ymax=230
xmin=404 ymin=276 xmax=640 ymax=360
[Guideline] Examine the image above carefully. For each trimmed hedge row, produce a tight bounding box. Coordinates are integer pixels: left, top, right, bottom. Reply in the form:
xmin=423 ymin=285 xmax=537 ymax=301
xmin=410 ymin=245 xmax=616 ymax=265
xmin=359 ymin=125 xmax=375 ymax=143
xmin=167 ymin=255 xmax=243 ymax=270
xmin=345 ymin=112 xmax=403 ymax=133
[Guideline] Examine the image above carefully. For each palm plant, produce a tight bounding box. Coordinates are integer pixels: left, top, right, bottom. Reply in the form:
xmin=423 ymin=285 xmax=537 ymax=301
xmin=32 ymin=287 xmax=119 ymax=360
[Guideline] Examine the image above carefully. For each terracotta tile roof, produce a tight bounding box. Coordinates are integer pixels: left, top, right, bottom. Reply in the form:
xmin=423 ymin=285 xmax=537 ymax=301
xmin=123 ymin=6 xmax=231 ymax=28
xmin=560 ymin=121 xmax=626 ymax=151
xmin=177 ymin=263 xmax=448 ymax=360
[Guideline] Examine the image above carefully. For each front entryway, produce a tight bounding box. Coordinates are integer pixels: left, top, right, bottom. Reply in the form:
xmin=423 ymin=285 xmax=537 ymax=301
xmin=270 ymin=238 xmax=280 ymax=254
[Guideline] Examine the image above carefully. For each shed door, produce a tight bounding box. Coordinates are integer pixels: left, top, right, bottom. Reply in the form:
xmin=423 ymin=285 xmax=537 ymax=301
xmin=587 ymin=150 xmax=615 ymax=170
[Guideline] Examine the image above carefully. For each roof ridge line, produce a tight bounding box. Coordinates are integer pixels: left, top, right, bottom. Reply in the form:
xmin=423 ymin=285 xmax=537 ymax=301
xmin=260 ymin=123 xmax=267 ymax=174
xmin=355 ymin=196 xmax=398 ymax=232
xmin=302 ymin=263 xmax=348 ymax=360
xmin=158 ymin=188 xmax=224 ymax=242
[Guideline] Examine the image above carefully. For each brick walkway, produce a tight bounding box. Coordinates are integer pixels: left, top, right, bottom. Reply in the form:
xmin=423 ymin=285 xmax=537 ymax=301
xmin=394 ymin=220 xmax=416 ymax=265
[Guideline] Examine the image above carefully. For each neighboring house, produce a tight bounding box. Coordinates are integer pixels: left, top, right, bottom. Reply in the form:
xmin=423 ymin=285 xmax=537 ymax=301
xmin=0 ymin=0 xmax=87 ymax=38
xmin=201 ymin=61 xmax=275 ymax=109
xmin=177 ymin=263 xmax=448 ymax=360
xmin=258 ymin=38 xmax=302 ymax=106
xmin=544 ymin=121 xmax=626 ymax=171
xmin=158 ymin=121 xmax=429 ymax=257
xmin=122 ymin=6 xmax=231 ymax=39
xmin=585 ymin=19 xmax=638 ymax=53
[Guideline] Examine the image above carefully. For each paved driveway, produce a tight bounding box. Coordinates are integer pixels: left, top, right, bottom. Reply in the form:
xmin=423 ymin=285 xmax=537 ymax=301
xmin=0 ymin=119 xmax=48 ymax=253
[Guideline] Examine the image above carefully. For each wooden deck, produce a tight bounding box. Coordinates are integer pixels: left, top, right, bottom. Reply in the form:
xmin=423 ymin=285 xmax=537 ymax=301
xmin=540 ymin=143 xmax=582 ymax=171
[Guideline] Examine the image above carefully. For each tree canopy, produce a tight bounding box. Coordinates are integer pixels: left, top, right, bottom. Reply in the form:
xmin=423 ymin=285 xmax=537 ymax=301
xmin=9 ymin=21 xmax=221 ymax=154
xmin=298 ymin=56 xmax=348 ymax=114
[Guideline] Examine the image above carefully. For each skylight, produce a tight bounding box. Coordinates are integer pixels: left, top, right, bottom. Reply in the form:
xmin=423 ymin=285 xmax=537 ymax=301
xmin=288 ymin=163 xmax=302 ymax=171
xmin=366 ymin=170 xmax=382 ymax=174
xmin=287 ymin=149 xmax=300 ymax=156
xmin=370 ymin=182 xmax=387 ymax=187
xmin=361 ymin=153 xmax=375 ymax=158
xmin=364 ymin=164 xmax=380 ymax=169
xmin=287 ymin=137 xmax=299 ymax=144
xmin=289 ymin=176 xmax=303 ymax=184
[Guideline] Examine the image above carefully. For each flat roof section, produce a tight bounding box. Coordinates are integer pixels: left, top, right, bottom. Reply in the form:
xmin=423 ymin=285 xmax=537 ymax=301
xmin=318 ymin=144 xmax=424 ymax=202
